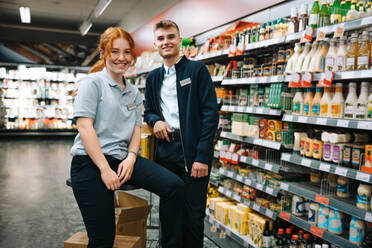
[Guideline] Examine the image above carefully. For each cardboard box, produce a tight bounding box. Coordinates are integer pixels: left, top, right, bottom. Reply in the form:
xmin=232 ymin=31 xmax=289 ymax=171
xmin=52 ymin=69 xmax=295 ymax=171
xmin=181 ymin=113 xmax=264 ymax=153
xmin=114 ymin=191 xmax=152 ymax=248
xmin=64 ymin=232 xmax=140 ymax=248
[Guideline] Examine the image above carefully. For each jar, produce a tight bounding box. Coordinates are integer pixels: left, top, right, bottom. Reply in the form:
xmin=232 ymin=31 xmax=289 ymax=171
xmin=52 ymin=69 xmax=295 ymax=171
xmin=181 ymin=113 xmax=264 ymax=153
xmin=263 ymin=65 xmax=272 ymax=76
xmin=292 ymin=195 xmax=305 ymax=216
xmin=232 ymin=68 xmax=241 ymax=79
xmin=278 ymin=47 xmax=286 ymax=63
xmin=318 ymin=205 xmax=329 ymax=230
xmin=308 ymin=202 xmax=320 ymax=225
xmin=357 ymin=184 xmax=372 ymax=211
xmin=253 ymin=66 xmax=262 ymax=77
xmin=337 ymin=176 xmax=351 ymax=198
xmin=276 ymin=64 xmax=285 ymax=75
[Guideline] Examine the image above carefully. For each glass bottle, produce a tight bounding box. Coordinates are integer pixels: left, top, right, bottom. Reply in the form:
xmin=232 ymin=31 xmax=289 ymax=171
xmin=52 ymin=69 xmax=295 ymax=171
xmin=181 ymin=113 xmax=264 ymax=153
xmin=330 ymin=82 xmax=345 ymax=118
xmin=313 ymin=38 xmax=330 ymax=72
xmin=288 ymin=7 xmax=299 ymax=34
xmin=304 ymin=88 xmax=314 ymax=116
xmin=344 ymin=82 xmax=358 ymax=118
xmin=312 ymin=87 xmax=323 ymax=116
xmin=319 ymin=1 xmax=330 ymax=27
xmin=331 ymin=0 xmax=343 ymax=24
xmin=302 ymin=41 xmax=319 ymax=72
xmin=336 ymin=36 xmax=348 ymax=71
xmin=357 ymin=31 xmax=371 ymax=70
xmin=356 ymin=82 xmax=370 ymax=119
xmin=325 ymin=38 xmax=339 ymax=71
xmin=320 ymin=87 xmax=332 ymax=117
xmin=346 ymin=33 xmax=359 ymax=71
xmin=310 ymin=0 xmax=321 ymax=28
xmin=347 ymin=4 xmax=360 ymax=20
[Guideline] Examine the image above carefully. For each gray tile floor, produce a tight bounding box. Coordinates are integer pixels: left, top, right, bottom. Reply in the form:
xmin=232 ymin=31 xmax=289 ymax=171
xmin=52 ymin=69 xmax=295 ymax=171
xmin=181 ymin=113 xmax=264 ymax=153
xmin=0 ymin=137 xmax=218 ymax=248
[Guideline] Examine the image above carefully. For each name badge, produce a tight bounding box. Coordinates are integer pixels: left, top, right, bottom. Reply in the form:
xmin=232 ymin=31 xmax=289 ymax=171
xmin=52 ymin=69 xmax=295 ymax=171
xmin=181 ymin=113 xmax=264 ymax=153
xmin=127 ymin=103 xmax=137 ymax=111
xmin=180 ymin=78 xmax=191 ymax=87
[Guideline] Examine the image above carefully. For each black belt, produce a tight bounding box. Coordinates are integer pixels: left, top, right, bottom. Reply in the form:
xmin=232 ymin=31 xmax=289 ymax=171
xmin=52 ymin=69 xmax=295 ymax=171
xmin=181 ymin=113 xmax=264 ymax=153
xmin=168 ymin=130 xmax=182 ymax=142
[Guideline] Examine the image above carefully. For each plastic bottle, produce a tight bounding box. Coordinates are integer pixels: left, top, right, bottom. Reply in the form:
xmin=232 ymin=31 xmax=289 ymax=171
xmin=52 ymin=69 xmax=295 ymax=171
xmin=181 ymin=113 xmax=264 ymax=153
xmin=310 ymin=0 xmax=321 ymax=28
xmin=319 ymin=2 xmax=330 ymax=27
xmin=305 ymin=129 xmax=315 ymax=158
xmin=296 ymin=42 xmax=311 ymax=73
xmin=320 ymin=87 xmax=332 ymax=117
xmin=357 ymin=184 xmax=372 ymax=210
xmin=356 ymin=82 xmax=370 ymax=119
xmin=292 ymin=195 xmax=305 ymax=216
xmin=325 ymin=38 xmax=338 ymax=72
xmin=290 ymin=235 xmax=300 ymax=248
xmin=317 ymin=205 xmax=329 ymax=230
xmin=292 ymin=88 xmax=304 ymax=115
xmin=359 ymin=6 xmax=368 ymax=18
xmin=313 ymin=131 xmax=324 ymax=160
xmin=330 ymin=83 xmax=344 ymax=118
xmin=311 ymin=87 xmax=323 ymax=116
xmin=346 ymin=4 xmax=360 ymax=20
xmin=349 ymin=217 xmax=365 ymax=245
xmin=344 ymin=82 xmax=358 ymax=118
xmin=308 ymin=202 xmax=320 ymax=225
xmin=346 ymin=33 xmax=359 ymax=71
xmin=335 ymin=36 xmax=348 ymax=71
xmin=328 ymin=208 xmax=343 ymax=235
xmin=302 ymin=42 xmax=319 ymax=72
xmin=313 ymin=38 xmax=330 ymax=72
xmin=337 ymin=176 xmax=352 ymax=198
xmin=285 ymin=43 xmax=302 ymax=74
xmin=357 ymin=31 xmax=371 ymax=70
xmin=368 ymin=84 xmax=372 ymax=120
xmin=303 ymin=88 xmax=314 ymax=116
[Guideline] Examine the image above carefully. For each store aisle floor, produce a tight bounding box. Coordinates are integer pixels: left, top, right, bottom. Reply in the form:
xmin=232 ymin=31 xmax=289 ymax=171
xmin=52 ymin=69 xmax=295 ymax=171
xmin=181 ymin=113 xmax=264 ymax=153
xmin=0 ymin=138 xmax=218 ymax=248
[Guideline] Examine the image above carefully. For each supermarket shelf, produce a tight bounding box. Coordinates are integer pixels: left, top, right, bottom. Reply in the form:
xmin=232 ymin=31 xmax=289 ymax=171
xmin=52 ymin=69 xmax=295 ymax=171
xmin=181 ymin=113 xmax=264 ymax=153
xmin=312 ymin=69 xmax=372 ymax=81
xmin=222 ymin=75 xmax=286 ymax=85
xmin=279 ymin=181 xmax=372 ymax=224
xmin=194 ymin=49 xmax=229 ymax=61
xmin=220 ymin=131 xmax=281 ymax=150
xmin=278 ymin=211 xmax=359 ymax=248
xmin=221 ymin=105 xmax=282 ymax=116
xmin=281 ymin=152 xmax=372 ymax=184
xmin=283 ymin=114 xmax=372 ymax=131
xmin=219 ymin=168 xmax=278 ymax=197
xmin=212 ymin=76 xmax=224 ymax=82
xmin=0 ymin=129 xmax=77 ymax=136
xmin=204 ymin=215 xmax=258 ymax=248
xmin=316 ymin=16 xmax=372 ymax=37
xmin=209 ymin=178 xmax=220 ymax=187
xmin=218 ymin=186 xmax=276 ymax=220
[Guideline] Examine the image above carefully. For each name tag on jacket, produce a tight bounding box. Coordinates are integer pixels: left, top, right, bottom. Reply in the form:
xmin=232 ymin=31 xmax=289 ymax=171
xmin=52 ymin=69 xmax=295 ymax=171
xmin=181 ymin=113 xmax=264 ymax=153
xmin=127 ymin=103 xmax=137 ymax=111
xmin=180 ymin=78 xmax=191 ymax=87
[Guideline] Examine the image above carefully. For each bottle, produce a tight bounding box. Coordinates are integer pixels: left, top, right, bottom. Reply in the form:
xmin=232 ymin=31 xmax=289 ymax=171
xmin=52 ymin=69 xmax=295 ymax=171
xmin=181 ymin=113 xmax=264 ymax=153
xmin=285 ymin=43 xmax=302 ymax=74
xmin=262 ymin=220 xmax=273 ymax=248
xmin=337 ymin=176 xmax=352 ymax=198
xmin=284 ymin=228 xmax=292 ymax=246
xmin=328 ymin=173 xmax=338 ymax=188
xmin=320 ymin=87 xmax=332 ymax=117
xmin=292 ymin=195 xmax=305 ymax=216
xmin=311 ymin=87 xmax=323 ymax=116
xmin=341 ymin=0 xmax=348 ymax=22
xmin=296 ymin=42 xmax=311 ymax=73
xmin=313 ymin=38 xmax=330 ymax=72
xmin=349 ymin=217 xmax=365 ymax=245
xmin=313 ymin=131 xmax=324 ymax=159
xmin=356 ymin=82 xmax=370 ymax=119
xmin=325 ymin=38 xmax=338 ymax=72
xmin=302 ymin=234 xmax=311 ymax=248
xmin=308 ymin=202 xmax=320 ymax=225
xmin=317 ymin=205 xmax=329 ymax=230
xmin=275 ymin=228 xmax=285 ymax=248
xmin=319 ymin=2 xmax=330 ymax=27
xmin=344 ymin=82 xmax=358 ymax=118
xmin=330 ymin=83 xmax=344 ymax=118
xmin=358 ymin=31 xmax=371 ymax=70
xmin=331 ymin=0 xmax=343 ymax=24
xmin=309 ymin=0 xmax=321 ymax=28
xmin=311 ymin=169 xmax=322 ymax=183
xmin=288 ymin=7 xmax=299 ymax=34
xmin=299 ymin=4 xmax=309 ymax=32
xmin=304 ymin=88 xmax=314 ymax=116
xmin=290 ymin=235 xmax=300 ymax=248
xmin=368 ymin=84 xmax=372 ymax=119
xmin=292 ymin=88 xmax=304 ymax=115
xmin=347 ymin=4 xmax=360 ymax=20
xmin=305 ymin=129 xmax=315 ymax=157
xmin=302 ymin=42 xmax=319 ymax=72
xmin=346 ymin=33 xmax=359 ymax=71
xmin=328 ymin=208 xmax=343 ymax=235
xmin=357 ymin=184 xmax=372 ymax=210
xmin=359 ymin=6 xmax=368 ymax=18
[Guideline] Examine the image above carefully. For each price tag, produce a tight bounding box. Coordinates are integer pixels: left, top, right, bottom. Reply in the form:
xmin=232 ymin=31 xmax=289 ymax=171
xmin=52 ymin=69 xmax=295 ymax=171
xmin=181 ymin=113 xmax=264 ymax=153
xmin=323 ymin=71 xmax=334 ymax=87
xmin=358 ymin=121 xmax=372 ymax=130
xmin=221 ymin=105 xmax=227 ymax=111
xmin=265 ymin=163 xmax=273 ymax=171
xmin=319 ymin=163 xmax=331 ymax=172
xmin=269 ymin=109 xmax=277 ymax=115
xmin=252 ymin=159 xmax=259 ymax=166
xmin=279 ymin=211 xmax=291 ymax=221
xmin=337 ymin=119 xmax=349 ymax=127
xmin=301 ymin=72 xmax=313 ymax=87
xmin=219 ymin=231 xmax=226 ymax=239
xmin=280 ymin=182 xmax=289 ymax=191
xmin=253 ymin=203 xmax=260 ymax=212
xmin=362 ymin=17 xmax=372 ymax=26
xmin=226 ymin=152 xmax=232 ymax=161
xmin=256 ymin=108 xmax=264 ymax=114
xmin=316 ymin=30 xmax=326 ymax=41
xmin=236 ymin=175 xmax=243 ymax=182
xmin=210 ymin=225 xmax=217 ymax=232
xmin=301 ymin=158 xmax=312 ymax=167
xmin=245 ymin=179 xmax=252 ymax=185
xmin=246 ymin=107 xmax=253 ymax=113
xmin=231 ymin=153 xmax=240 ymax=164
xmin=225 ymin=229 xmax=231 ymax=236
xmin=256 ymin=184 xmax=264 ymax=191
xmin=219 ymin=168 xmax=225 ymax=174
xmin=289 ymin=73 xmax=301 ymax=88
xmin=228 ymin=106 xmax=234 ymax=112
xmin=237 ymin=106 xmax=244 ymax=112
xmin=233 ymin=194 xmax=241 ymax=202
xmin=301 ymin=26 xmax=314 ymax=43
xmin=315 ymin=194 xmax=330 ymax=206
xmin=335 ymin=167 xmax=348 ymax=177
xmin=333 ymin=24 xmax=344 ymax=38
xmin=357 ymin=172 xmax=371 ymax=183
xmin=281 ymin=153 xmax=291 ymax=161
xmin=253 ymin=139 xmax=263 ymax=146
xmin=227 ymin=171 xmax=233 ymax=178
xmin=310 ymin=226 xmax=324 ymax=238
xmin=226 ymin=190 xmax=232 ymax=197
xmin=365 ymin=212 xmax=372 ymax=223
xmin=284 ymin=115 xmax=293 ymax=122
xmin=298 ymin=116 xmax=308 ymax=123
xmin=316 ymin=117 xmax=328 ymax=125
xmin=241 ymin=156 xmax=248 ymax=163
xmin=219 ymin=151 xmax=226 ymax=161
xmin=265 ymin=209 xmax=274 ymax=219
xmin=266 ymin=187 xmax=274 ymax=195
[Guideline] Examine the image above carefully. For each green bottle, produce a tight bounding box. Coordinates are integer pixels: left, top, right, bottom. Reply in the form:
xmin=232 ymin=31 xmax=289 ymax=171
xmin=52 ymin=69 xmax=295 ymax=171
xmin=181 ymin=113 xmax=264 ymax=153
xmin=319 ymin=1 xmax=330 ymax=27
xmin=309 ymin=0 xmax=321 ymax=28
xmin=346 ymin=0 xmax=352 ymax=10
xmin=331 ymin=0 xmax=342 ymax=24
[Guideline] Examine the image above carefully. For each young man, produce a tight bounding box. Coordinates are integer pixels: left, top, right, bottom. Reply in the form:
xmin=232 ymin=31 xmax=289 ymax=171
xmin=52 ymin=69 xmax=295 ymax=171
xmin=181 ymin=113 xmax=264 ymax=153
xmin=144 ymin=20 xmax=219 ymax=247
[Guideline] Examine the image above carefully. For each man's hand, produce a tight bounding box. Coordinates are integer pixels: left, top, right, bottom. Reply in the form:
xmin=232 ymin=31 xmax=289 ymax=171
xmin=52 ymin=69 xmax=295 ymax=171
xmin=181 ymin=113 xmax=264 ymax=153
xmin=100 ymin=167 xmax=121 ymax=190
xmin=117 ymin=153 xmax=136 ymax=185
xmin=153 ymin=121 xmax=173 ymax=142
xmin=191 ymin=162 xmax=209 ymax=178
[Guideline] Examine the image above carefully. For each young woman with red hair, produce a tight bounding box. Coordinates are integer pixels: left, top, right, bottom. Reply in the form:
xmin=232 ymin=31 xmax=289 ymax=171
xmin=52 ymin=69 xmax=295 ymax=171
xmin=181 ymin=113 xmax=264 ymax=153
xmin=70 ymin=27 xmax=184 ymax=248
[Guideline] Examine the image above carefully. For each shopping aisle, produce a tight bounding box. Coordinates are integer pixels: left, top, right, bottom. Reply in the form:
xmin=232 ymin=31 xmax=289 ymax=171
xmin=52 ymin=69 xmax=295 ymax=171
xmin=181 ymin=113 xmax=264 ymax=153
xmin=0 ymin=138 xmax=218 ymax=248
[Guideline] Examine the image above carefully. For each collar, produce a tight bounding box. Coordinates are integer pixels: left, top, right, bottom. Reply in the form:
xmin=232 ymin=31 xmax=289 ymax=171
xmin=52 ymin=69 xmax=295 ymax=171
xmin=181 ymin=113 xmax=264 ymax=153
xmin=163 ymin=56 xmax=183 ymax=74
xmin=102 ymin=67 xmax=132 ymax=94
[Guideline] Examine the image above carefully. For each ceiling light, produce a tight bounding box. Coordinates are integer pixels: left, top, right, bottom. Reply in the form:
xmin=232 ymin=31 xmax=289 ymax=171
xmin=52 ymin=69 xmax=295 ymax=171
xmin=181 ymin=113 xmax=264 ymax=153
xmin=79 ymin=20 xmax=92 ymax=36
xmin=93 ymin=0 xmax=112 ymax=18
xmin=19 ymin=7 xmax=31 ymax=23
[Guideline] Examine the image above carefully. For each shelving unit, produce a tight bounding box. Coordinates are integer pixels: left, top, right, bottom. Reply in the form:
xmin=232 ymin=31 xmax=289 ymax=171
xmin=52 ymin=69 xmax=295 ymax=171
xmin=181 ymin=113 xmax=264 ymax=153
xmin=221 ymin=105 xmax=282 ymax=116
xmin=220 ymin=131 xmax=282 ymax=150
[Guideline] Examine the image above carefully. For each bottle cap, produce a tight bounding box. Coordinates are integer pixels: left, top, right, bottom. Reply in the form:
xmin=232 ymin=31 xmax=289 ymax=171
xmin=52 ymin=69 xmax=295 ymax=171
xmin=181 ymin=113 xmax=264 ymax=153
xmin=292 ymin=234 xmax=299 ymax=240
xmin=286 ymin=228 xmax=292 ymax=234
xmin=278 ymin=228 xmax=284 ymax=235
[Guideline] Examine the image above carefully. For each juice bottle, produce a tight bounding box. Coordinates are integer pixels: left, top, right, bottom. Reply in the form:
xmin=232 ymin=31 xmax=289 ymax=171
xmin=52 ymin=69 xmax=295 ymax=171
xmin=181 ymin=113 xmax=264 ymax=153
xmin=320 ymin=87 xmax=332 ymax=117
xmin=336 ymin=37 xmax=348 ymax=71
xmin=302 ymin=42 xmax=319 ymax=72
xmin=368 ymin=84 xmax=372 ymax=120
xmin=285 ymin=43 xmax=302 ymax=74
xmin=330 ymin=83 xmax=345 ymax=118
xmin=357 ymin=31 xmax=371 ymax=70
xmin=310 ymin=0 xmax=321 ymax=28
xmin=296 ymin=42 xmax=311 ymax=73
xmin=304 ymin=88 xmax=314 ymax=116
xmin=319 ymin=1 xmax=330 ymax=27
xmin=346 ymin=33 xmax=359 ymax=71
xmin=292 ymin=88 xmax=304 ymax=115
xmin=344 ymin=82 xmax=358 ymax=118
xmin=331 ymin=0 xmax=343 ymax=24
xmin=312 ymin=87 xmax=323 ymax=116
xmin=356 ymin=82 xmax=370 ymax=119
xmin=325 ymin=38 xmax=339 ymax=71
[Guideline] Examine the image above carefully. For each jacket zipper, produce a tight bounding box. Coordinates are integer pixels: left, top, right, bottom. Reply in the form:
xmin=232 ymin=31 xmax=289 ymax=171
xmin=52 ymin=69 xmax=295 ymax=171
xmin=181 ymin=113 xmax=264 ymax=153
xmin=178 ymin=125 xmax=188 ymax=173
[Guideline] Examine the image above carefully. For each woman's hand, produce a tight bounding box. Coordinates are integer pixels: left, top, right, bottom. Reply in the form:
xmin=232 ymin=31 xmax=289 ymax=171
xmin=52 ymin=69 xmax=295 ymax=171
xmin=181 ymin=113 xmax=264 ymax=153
xmin=100 ymin=167 xmax=121 ymax=190
xmin=117 ymin=153 xmax=136 ymax=185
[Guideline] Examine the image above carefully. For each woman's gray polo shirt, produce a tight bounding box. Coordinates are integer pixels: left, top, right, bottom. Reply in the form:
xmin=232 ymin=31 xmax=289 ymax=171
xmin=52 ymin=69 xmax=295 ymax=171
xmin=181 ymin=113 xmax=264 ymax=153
xmin=70 ymin=68 xmax=143 ymax=160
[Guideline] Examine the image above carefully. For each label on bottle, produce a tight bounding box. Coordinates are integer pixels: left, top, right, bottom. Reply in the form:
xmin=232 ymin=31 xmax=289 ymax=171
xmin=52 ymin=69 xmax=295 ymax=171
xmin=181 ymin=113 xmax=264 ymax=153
xmin=319 ymin=56 xmax=326 ymax=71
xmin=356 ymin=104 xmax=367 ymax=119
xmin=344 ymin=103 xmax=355 ymax=118
xmin=336 ymin=55 xmax=346 ymax=71
xmin=328 ymin=213 xmax=342 ymax=233
xmin=357 ymin=193 xmax=371 ymax=208
xmin=309 ymin=14 xmax=319 ymax=26
xmin=343 ymin=146 xmax=352 ymax=165
xmin=320 ymin=103 xmax=329 ymax=115
xmin=357 ymin=56 xmax=369 ymax=69
xmin=352 ymin=148 xmax=361 ymax=168
xmin=312 ymin=104 xmax=320 ymax=115
xmin=346 ymin=57 xmax=355 ymax=70
xmin=295 ymin=201 xmax=305 ymax=214
xmin=323 ymin=143 xmax=332 ymax=161
xmin=331 ymin=103 xmax=341 ymax=117
xmin=292 ymin=102 xmax=301 ymax=114
xmin=368 ymin=100 xmax=372 ymax=119
xmin=304 ymin=103 xmax=310 ymax=115
xmin=333 ymin=145 xmax=341 ymax=163
xmin=262 ymin=236 xmax=272 ymax=248
xmin=318 ymin=210 xmax=328 ymax=229
xmin=313 ymin=143 xmax=320 ymax=158
xmin=325 ymin=57 xmax=335 ymax=71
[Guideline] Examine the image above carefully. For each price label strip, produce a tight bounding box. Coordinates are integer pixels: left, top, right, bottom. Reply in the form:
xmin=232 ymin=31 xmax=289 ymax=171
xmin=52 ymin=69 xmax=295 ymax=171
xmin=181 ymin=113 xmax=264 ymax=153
xmin=319 ymin=163 xmax=331 ymax=172
xmin=316 ymin=117 xmax=328 ymax=125
xmin=301 ymin=158 xmax=312 ymax=167
xmin=281 ymin=153 xmax=291 ymax=161
xmin=279 ymin=211 xmax=291 ymax=221
xmin=301 ymin=72 xmax=313 ymax=87
xmin=335 ymin=167 xmax=348 ymax=177
xmin=310 ymin=226 xmax=324 ymax=238
xmin=315 ymin=194 xmax=330 ymax=206
xmin=337 ymin=119 xmax=349 ymax=128
xmin=357 ymin=172 xmax=371 ymax=183
xmin=289 ymin=73 xmax=302 ymax=88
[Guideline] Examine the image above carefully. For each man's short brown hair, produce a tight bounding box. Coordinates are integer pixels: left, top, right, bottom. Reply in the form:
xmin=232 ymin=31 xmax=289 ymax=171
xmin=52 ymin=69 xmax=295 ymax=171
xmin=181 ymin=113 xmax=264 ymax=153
xmin=154 ymin=20 xmax=180 ymax=35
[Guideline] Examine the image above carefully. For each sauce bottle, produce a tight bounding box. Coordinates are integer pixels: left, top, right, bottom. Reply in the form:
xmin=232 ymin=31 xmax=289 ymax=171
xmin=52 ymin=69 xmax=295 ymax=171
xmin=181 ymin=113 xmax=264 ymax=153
xmin=304 ymin=88 xmax=314 ymax=116
xmin=292 ymin=88 xmax=304 ymax=115
xmin=319 ymin=1 xmax=330 ymax=27
xmin=299 ymin=4 xmax=309 ymax=32
xmin=312 ymin=87 xmax=323 ymax=116
xmin=305 ymin=128 xmax=315 ymax=157
xmin=357 ymin=184 xmax=372 ymax=210
xmin=309 ymin=0 xmax=321 ymax=28
xmin=285 ymin=43 xmax=302 ymax=74
xmin=325 ymin=38 xmax=338 ymax=72
xmin=337 ymin=176 xmax=352 ymax=198
xmin=320 ymin=87 xmax=332 ymax=117
xmin=347 ymin=4 xmax=360 ymax=20
xmin=344 ymin=82 xmax=358 ymax=118
xmin=328 ymin=208 xmax=343 ymax=235
xmin=296 ymin=42 xmax=311 ymax=73
xmin=368 ymin=84 xmax=372 ymax=120
xmin=346 ymin=33 xmax=359 ymax=71
xmin=313 ymin=38 xmax=330 ymax=72
xmin=288 ymin=7 xmax=299 ymax=34
xmin=330 ymin=83 xmax=345 ymax=118
xmin=357 ymin=31 xmax=371 ymax=70
xmin=335 ymin=37 xmax=348 ymax=71
xmin=356 ymin=82 xmax=370 ymax=119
